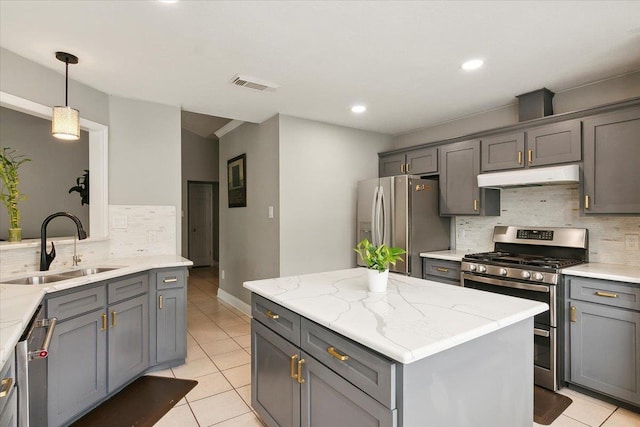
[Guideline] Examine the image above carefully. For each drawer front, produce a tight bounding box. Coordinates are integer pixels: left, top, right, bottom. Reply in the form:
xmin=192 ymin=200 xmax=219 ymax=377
xmin=156 ymin=269 xmax=186 ymax=290
xmin=301 ymin=318 xmax=396 ymax=409
xmin=0 ymin=351 xmax=15 ymax=416
xmin=252 ymin=294 xmax=300 ymax=346
xmin=568 ymin=277 xmax=640 ymax=311
xmin=422 ymin=259 xmax=461 ymax=282
xmin=108 ymin=274 xmax=149 ymax=304
xmin=48 ymin=284 xmax=106 ymax=321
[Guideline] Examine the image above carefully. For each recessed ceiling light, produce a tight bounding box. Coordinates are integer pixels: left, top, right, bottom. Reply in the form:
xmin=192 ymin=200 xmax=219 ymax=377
xmin=461 ymin=59 xmax=484 ymax=71
xmin=351 ymin=105 xmax=367 ymax=114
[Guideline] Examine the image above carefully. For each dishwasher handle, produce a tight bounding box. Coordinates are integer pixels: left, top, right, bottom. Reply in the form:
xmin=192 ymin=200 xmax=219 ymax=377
xmin=28 ymin=317 xmax=57 ymax=361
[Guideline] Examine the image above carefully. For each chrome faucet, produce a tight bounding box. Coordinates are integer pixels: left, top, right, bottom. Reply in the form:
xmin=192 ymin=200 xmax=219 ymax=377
xmin=40 ymin=212 xmax=87 ymax=271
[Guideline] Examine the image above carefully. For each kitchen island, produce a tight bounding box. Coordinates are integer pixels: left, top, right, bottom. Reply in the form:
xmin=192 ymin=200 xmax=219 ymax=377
xmin=244 ymin=268 xmax=547 ymax=427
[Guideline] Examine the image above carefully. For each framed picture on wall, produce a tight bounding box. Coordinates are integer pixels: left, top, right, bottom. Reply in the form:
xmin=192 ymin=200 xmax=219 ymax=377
xmin=227 ymin=153 xmax=246 ymax=208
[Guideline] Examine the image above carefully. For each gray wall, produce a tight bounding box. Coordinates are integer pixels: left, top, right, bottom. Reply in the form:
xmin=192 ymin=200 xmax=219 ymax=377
xmin=181 ymin=128 xmax=219 ymax=258
xmin=0 ymin=107 xmax=89 ymax=240
xmin=219 ymin=116 xmax=280 ymax=303
xmin=278 ymin=115 xmax=393 ymax=276
xmin=393 ymin=71 xmax=640 ymax=149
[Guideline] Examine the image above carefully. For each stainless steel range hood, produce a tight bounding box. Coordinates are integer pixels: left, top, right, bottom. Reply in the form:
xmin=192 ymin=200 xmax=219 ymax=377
xmin=477 ymin=164 xmax=580 ymax=188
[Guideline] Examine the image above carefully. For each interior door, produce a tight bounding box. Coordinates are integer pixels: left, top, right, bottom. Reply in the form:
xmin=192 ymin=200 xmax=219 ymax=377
xmin=188 ymin=182 xmax=213 ymax=267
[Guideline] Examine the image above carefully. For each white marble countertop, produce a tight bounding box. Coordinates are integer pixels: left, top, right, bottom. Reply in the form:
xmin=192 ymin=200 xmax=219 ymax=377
xmin=562 ymin=262 xmax=640 ymax=284
xmin=243 ymin=268 xmax=547 ymax=364
xmin=419 ymin=250 xmax=469 ymax=262
xmin=0 ymin=255 xmax=193 ymax=367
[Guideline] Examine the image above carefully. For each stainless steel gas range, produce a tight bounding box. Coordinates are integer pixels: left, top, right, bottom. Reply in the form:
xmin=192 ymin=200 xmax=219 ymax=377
xmin=461 ymin=226 xmax=588 ymax=391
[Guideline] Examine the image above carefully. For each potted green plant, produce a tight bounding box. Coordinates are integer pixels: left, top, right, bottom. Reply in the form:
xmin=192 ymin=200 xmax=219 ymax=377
xmin=354 ymin=238 xmax=406 ymax=292
xmin=0 ymin=147 xmax=31 ymax=242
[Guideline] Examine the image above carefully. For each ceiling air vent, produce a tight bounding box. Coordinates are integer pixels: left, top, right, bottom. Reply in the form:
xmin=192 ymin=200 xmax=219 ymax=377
xmin=230 ymin=74 xmax=278 ymax=92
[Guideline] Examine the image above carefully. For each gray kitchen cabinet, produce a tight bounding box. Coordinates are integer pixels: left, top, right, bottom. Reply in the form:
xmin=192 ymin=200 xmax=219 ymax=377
xmin=379 ymin=147 xmax=437 ymax=177
xmin=153 ymin=268 xmax=187 ymax=365
xmin=567 ymin=276 xmax=640 ymax=406
xmin=422 ymin=258 xmax=461 ymax=286
xmin=0 ymin=351 xmax=17 ymax=427
xmin=583 ymin=107 xmax=640 ymax=214
xmin=481 ymin=120 xmax=581 ymax=172
xmin=0 ymin=389 xmax=17 ymax=427
xmin=439 ymin=139 xmax=500 ymax=216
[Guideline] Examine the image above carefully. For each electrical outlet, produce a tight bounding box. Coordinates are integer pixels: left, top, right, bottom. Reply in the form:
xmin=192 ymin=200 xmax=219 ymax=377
xmin=221 ymin=269 xmax=225 ymax=280
xmin=625 ymin=234 xmax=639 ymax=251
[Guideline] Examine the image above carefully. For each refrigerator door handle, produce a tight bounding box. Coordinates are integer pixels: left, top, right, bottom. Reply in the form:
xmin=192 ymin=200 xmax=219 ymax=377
xmin=371 ymin=186 xmax=379 ymax=246
xmin=378 ymin=186 xmax=386 ymax=245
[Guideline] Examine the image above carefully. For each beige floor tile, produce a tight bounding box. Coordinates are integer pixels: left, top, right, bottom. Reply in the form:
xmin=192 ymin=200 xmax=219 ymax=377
xmin=172 ymin=356 xmax=218 ymax=379
xmin=187 ymin=332 xmax=199 ymax=348
xmin=175 ymin=397 xmax=187 ymax=406
xmin=243 ymin=346 xmax=252 ymax=355
xmin=154 ymin=404 xmax=199 ymax=427
xmin=207 ymin=311 xmax=239 ymax=323
xmin=214 ymin=316 xmax=247 ymax=328
xmin=211 ymin=350 xmax=251 ymax=371
xmin=223 ymin=323 xmax=251 ymax=337
xmin=236 ymin=384 xmax=252 ymax=407
xmin=201 ymin=338 xmax=243 ymax=357
xmin=558 ymin=388 xmax=617 ymax=411
xmin=189 ymin=325 xmax=230 ymax=344
xmin=189 ymin=390 xmax=251 ymax=426
xmin=185 ymin=371 xmax=233 ymax=403
xmin=233 ymin=334 xmax=251 ymax=348
xmin=539 ymin=414 xmax=590 ymax=426
xmin=559 ymin=391 xmax=616 ymax=427
xmin=145 ymin=369 xmax=174 ymax=378
xmin=212 ymin=411 xmax=264 ymax=427
xmin=185 ymin=344 xmax=207 ymax=362
xmin=602 ymin=407 xmax=640 ymax=427
xmin=221 ymin=364 xmax=252 ymax=388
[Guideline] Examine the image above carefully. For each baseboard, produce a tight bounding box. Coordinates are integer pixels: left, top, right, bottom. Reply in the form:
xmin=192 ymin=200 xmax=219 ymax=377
xmin=217 ymin=288 xmax=251 ymax=316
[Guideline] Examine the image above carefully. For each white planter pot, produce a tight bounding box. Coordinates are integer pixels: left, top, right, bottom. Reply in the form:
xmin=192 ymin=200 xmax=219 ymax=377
xmin=367 ymin=268 xmax=389 ymax=292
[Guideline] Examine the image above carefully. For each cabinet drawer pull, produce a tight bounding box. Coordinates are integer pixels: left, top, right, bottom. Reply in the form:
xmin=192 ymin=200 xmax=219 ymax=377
xmin=163 ymin=277 xmax=178 ymax=283
xmin=159 ymin=295 xmax=164 ymax=309
xmin=595 ymin=291 xmax=618 ymax=298
xmin=297 ymin=359 xmax=305 ymax=384
xmin=570 ymin=306 xmax=576 ymax=322
xmin=0 ymin=378 xmax=12 ymax=398
xmin=528 ymin=149 xmax=533 ymax=164
xmin=436 ymin=267 xmax=449 ymax=273
xmin=517 ymin=151 xmax=523 ymax=165
xmin=327 ymin=346 xmax=349 ymax=361
xmin=265 ymin=310 xmax=279 ymax=320
xmin=111 ymin=311 xmax=117 ymax=328
xmin=534 ymin=328 xmax=550 ymax=338
xmin=400 ymin=163 xmax=405 ymax=173
xmin=584 ymin=195 xmax=590 ymax=210
xmin=406 ymin=163 xmax=411 ymax=172
xmin=473 ymin=199 xmax=479 ymax=212
xmin=101 ymin=313 xmax=107 ymax=331
xmin=290 ymin=355 xmax=298 ymax=380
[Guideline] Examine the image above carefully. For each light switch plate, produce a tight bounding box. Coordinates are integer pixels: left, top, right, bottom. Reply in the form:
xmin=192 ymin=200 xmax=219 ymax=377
xmin=625 ymin=234 xmax=639 ymax=251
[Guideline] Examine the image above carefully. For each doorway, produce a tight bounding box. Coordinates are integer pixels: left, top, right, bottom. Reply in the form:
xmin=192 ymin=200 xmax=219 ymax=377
xmin=187 ymin=181 xmax=219 ymax=267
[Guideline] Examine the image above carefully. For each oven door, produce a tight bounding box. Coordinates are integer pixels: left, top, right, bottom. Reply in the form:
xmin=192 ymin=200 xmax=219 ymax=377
xmin=461 ymin=272 xmax=554 ymax=327
xmin=534 ymin=323 xmax=558 ymax=390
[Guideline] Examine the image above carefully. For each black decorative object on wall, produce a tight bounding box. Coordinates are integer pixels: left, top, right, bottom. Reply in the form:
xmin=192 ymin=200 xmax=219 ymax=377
xmin=227 ymin=154 xmax=246 ymax=208
xmin=69 ymin=169 xmax=89 ymax=205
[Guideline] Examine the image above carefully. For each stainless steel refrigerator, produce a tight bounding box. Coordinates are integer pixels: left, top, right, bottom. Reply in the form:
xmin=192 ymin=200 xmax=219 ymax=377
xmin=356 ymin=176 xmax=450 ymax=277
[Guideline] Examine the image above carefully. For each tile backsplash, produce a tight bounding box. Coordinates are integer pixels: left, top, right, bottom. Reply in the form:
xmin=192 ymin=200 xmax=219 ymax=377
xmin=455 ymin=184 xmax=640 ymax=266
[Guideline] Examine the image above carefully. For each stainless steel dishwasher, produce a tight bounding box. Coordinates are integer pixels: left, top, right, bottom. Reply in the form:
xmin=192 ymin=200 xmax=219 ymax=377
xmin=15 ymin=305 xmax=57 ymax=427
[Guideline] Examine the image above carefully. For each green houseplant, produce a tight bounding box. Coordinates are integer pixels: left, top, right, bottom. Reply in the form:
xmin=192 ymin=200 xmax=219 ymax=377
xmin=354 ymin=238 xmax=406 ymax=292
xmin=0 ymin=147 xmax=31 ymax=242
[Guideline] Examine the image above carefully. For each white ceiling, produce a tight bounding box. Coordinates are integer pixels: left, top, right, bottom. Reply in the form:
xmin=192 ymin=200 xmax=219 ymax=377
xmin=1 ymin=1 xmax=639 ymax=136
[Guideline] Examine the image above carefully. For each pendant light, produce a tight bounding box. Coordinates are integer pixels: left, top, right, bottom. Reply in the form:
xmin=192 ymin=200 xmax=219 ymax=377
xmin=52 ymin=51 xmax=80 ymax=140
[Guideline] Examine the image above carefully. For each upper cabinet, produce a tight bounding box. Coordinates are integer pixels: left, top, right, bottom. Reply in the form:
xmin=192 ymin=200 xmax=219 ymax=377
xmin=583 ymin=107 xmax=640 ymax=214
xmin=481 ymin=120 xmax=581 ymax=172
xmin=379 ymin=147 xmax=437 ymax=177
xmin=439 ymin=140 xmax=500 ymax=216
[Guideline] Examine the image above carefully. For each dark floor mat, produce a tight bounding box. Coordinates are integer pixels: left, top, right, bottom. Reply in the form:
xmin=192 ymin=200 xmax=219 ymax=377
xmin=70 ymin=375 xmax=197 ymax=427
xmin=534 ymin=386 xmax=573 ymax=425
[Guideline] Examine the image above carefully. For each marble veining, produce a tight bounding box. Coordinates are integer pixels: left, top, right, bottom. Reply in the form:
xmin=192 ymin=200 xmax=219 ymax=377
xmin=244 ymin=268 xmax=546 ymax=364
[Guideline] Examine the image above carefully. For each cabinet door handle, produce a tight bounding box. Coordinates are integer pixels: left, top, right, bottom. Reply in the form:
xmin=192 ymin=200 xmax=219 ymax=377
xmin=159 ymin=295 xmax=164 ymax=309
xmin=528 ymin=149 xmax=533 ymax=164
xmin=517 ymin=151 xmax=523 ymax=165
xmin=406 ymin=163 xmax=411 ymax=172
xmin=584 ymin=195 xmax=590 ymax=210
xmin=436 ymin=267 xmax=449 ymax=273
xmin=111 ymin=311 xmax=117 ymax=328
xmin=290 ymin=355 xmax=298 ymax=380
xmin=265 ymin=310 xmax=279 ymax=320
xmin=400 ymin=163 xmax=405 ymax=173
xmin=163 ymin=277 xmax=178 ymax=283
xmin=297 ymin=359 xmax=305 ymax=384
xmin=473 ymin=199 xmax=479 ymax=212
xmin=595 ymin=291 xmax=618 ymax=298
xmin=101 ymin=313 xmax=107 ymax=331
xmin=0 ymin=378 xmax=13 ymax=398
xmin=327 ymin=346 xmax=349 ymax=361
xmin=570 ymin=306 xmax=577 ymax=322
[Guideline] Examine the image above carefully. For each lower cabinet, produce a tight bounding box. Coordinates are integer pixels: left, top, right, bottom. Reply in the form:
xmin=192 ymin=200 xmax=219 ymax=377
xmin=422 ymin=258 xmax=461 ymax=286
xmin=0 ymin=351 xmax=17 ymax=427
xmin=0 ymin=388 xmax=17 ymax=427
xmin=154 ymin=268 xmax=187 ymax=364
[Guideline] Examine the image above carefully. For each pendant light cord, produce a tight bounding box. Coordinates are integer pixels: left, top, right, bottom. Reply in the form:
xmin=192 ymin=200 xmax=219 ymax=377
xmin=65 ymin=60 xmax=69 ymax=107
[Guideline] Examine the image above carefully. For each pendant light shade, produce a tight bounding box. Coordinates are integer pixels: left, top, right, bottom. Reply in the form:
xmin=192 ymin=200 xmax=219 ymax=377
xmin=52 ymin=51 xmax=80 ymax=141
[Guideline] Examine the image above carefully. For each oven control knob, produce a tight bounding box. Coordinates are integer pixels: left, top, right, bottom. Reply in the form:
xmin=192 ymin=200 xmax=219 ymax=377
xmin=533 ymin=272 xmax=544 ymax=281
xmin=477 ymin=265 xmax=487 ymax=273
xmin=469 ymin=264 xmax=477 ymax=272
xmin=521 ymin=270 xmax=531 ymax=279
xmin=499 ymin=268 xmax=508 ymax=276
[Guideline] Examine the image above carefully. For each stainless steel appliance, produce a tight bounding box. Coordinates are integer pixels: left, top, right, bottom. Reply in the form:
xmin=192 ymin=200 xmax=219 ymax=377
xmin=357 ymin=176 xmax=450 ymax=277
xmin=16 ymin=305 xmax=57 ymax=427
xmin=461 ymin=226 xmax=588 ymax=391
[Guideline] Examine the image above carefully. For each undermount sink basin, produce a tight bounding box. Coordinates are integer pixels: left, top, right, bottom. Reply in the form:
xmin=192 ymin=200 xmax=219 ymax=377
xmin=59 ymin=267 xmax=118 ymax=277
xmin=3 ymin=274 xmax=71 ymax=285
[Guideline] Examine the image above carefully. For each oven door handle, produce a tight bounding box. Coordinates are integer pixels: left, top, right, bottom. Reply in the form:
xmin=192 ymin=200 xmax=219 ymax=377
xmin=462 ymin=273 xmax=550 ymax=293
xmin=534 ymin=328 xmax=550 ymax=338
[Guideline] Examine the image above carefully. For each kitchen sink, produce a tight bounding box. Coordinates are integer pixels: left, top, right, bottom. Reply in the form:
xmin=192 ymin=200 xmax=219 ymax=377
xmin=58 ymin=267 xmax=119 ymax=277
xmin=3 ymin=275 xmax=72 ymax=285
